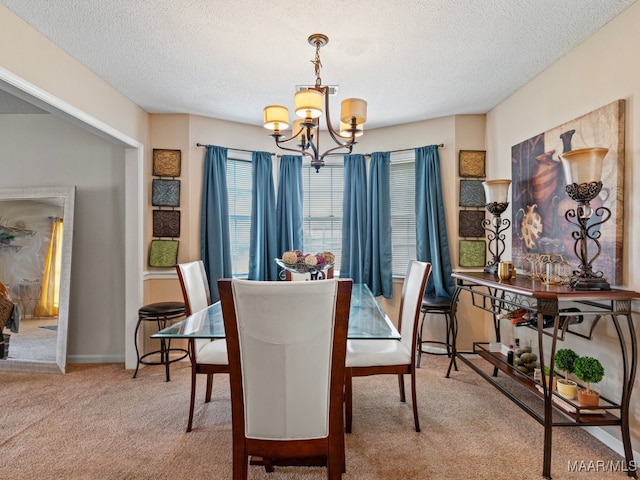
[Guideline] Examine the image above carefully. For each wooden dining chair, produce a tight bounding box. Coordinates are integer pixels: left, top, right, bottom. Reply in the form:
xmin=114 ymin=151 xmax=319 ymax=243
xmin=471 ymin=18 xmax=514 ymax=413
xmin=345 ymin=260 xmax=431 ymax=433
xmin=176 ymin=260 xmax=229 ymax=432
xmin=218 ymin=277 xmax=352 ymax=479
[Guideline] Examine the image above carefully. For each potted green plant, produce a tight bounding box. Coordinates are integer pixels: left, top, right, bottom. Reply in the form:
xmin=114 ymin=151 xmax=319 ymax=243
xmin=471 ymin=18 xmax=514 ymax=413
xmin=554 ymin=348 xmax=578 ymax=399
xmin=573 ymin=356 xmax=604 ymax=407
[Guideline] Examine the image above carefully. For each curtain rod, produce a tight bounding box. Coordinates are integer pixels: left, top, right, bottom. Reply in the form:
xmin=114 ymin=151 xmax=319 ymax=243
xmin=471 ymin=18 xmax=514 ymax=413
xmin=196 ymin=143 xmax=275 ymax=156
xmin=196 ymin=142 xmax=443 ymax=157
xmin=379 ymin=144 xmax=444 ymax=155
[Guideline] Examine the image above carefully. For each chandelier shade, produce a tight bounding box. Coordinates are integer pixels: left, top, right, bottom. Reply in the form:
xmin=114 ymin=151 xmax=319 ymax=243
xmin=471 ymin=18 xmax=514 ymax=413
xmin=263 ymin=33 xmax=367 ymax=172
xmin=293 ymin=118 xmax=316 ymax=141
xmin=263 ymin=105 xmax=289 ymax=131
xmin=294 ymin=89 xmax=323 ymax=119
xmin=340 ymin=98 xmax=367 ymax=124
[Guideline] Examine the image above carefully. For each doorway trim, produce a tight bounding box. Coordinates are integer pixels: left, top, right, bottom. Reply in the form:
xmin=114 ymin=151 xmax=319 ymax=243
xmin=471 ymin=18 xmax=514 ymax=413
xmin=0 ymin=66 xmax=144 ymax=370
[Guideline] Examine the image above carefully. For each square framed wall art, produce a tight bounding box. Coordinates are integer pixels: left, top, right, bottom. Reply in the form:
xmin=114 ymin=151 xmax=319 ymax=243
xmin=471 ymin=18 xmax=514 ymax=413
xmin=152 ymin=210 xmax=181 ymax=238
xmin=152 ymin=179 xmax=181 ymax=207
xmin=459 ymin=180 xmax=486 ymax=208
xmin=459 ymin=210 xmax=486 ymax=238
xmin=459 ymin=150 xmax=486 ymax=178
xmin=152 ymin=149 xmax=182 ymax=177
xmin=148 ymin=239 xmax=179 ymax=268
xmin=459 ymin=239 xmax=486 ymax=268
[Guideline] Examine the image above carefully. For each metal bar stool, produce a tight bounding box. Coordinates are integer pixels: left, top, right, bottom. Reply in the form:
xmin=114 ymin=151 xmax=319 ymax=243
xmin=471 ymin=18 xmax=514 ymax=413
xmin=133 ymin=301 xmax=189 ymax=381
xmin=416 ymin=295 xmax=455 ymax=368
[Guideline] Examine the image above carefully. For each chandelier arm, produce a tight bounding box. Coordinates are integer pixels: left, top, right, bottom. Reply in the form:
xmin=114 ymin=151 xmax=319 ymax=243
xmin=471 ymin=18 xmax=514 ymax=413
xmin=274 ymin=127 xmax=305 ymax=145
xmin=319 ymin=142 xmax=356 ymax=162
xmin=321 ymin=85 xmax=358 ymax=148
xmin=273 ymin=140 xmax=314 ymax=159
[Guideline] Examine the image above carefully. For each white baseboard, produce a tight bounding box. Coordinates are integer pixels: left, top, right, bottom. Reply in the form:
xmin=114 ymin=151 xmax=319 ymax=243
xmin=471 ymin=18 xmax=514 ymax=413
xmin=68 ymin=354 xmax=125 ymax=364
xmin=583 ymin=426 xmax=640 ymax=463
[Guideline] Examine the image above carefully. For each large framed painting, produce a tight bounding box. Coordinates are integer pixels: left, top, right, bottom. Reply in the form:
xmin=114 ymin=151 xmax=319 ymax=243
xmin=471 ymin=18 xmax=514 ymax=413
xmin=511 ymin=100 xmax=625 ymax=285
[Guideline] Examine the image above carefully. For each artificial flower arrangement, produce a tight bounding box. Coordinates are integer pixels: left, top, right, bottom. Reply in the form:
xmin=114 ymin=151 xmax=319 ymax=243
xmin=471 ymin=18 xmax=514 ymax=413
xmin=280 ymin=250 xmax=335 ymax=273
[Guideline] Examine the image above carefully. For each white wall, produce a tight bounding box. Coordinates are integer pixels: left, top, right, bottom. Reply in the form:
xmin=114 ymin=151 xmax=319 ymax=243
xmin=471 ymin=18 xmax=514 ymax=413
xmin=0 ymin=114 xmax=126 ymax=362
xmin=486 ymin=0 xmax=640 ymax=456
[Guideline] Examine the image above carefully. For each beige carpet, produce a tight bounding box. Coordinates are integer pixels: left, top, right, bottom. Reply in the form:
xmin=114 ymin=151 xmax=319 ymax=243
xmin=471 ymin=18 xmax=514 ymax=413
xmin=0 ymin=356 xmax=631 ymax=480
xmin=3 ymin=317 xmax=57 ymax=362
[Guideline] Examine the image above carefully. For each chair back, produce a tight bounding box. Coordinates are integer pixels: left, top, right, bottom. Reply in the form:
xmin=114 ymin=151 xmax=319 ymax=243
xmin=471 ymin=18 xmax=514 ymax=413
xmin=176 ymin=260 xmax=211 ymax=315
xmin=219 ymin=278 xmax=352 ymax=440
xmin=397 ymin=261 xmax=432 ymax=353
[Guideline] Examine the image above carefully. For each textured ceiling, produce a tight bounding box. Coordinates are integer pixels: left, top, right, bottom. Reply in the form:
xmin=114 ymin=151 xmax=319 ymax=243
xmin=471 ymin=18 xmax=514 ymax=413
xmin=1 ymin=0 xmax=637 ymax=128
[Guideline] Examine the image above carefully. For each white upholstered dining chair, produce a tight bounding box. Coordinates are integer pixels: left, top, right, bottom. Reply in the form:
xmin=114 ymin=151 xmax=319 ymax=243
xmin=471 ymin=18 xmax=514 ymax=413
xmin=176 ymin=260 xmax=229 ymax=432
xmin=345 ymin=260 xmax=431 ymax=433
xmin=218 ymin=277 xmax=352 ymax=479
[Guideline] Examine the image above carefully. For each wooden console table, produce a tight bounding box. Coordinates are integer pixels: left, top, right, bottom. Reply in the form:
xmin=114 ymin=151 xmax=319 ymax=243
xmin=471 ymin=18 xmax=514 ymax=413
xmin=446 ymin=271 xmax=639 ymax=479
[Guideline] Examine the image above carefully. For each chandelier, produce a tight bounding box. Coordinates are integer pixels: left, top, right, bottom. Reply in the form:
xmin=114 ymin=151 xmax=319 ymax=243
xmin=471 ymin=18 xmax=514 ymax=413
xmin=262 ymin=34 xmax=367 ymax=172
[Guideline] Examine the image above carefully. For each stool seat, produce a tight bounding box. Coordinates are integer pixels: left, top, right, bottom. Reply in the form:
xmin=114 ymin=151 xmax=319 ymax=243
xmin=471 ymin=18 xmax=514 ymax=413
xmin=139 ymin=301 xmax=186 ymax=318
xmin=417 ymin=295 xmax=456 ymax=370
xmin=133 ymin=301 xmax=188 ymax=381
xmin=421 ymin=296 xmax=452 ymax=311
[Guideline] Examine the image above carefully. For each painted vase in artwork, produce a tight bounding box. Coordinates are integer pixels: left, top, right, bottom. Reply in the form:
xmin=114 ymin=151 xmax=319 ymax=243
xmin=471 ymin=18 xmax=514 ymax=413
xmin=531 ymin=150 xmax=563 ymax=242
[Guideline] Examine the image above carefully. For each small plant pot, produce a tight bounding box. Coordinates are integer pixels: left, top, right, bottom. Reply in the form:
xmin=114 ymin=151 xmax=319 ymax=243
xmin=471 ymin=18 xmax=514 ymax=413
xmin=577 ymin=389 xmax=600 ymax=407
xmin=543 ymin=374 xmax=557 ymax=392
xmin=557 ymin=379 xmax=578 ymax=399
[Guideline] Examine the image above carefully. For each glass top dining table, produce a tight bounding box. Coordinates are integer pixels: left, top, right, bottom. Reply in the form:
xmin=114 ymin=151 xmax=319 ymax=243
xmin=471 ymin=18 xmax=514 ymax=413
xmin=152 ymin=283 xmax=400 ymax=340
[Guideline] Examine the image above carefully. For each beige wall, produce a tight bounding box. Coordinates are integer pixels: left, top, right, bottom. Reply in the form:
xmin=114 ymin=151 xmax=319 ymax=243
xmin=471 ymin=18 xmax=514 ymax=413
xmin=486 ymin=1 xmax=640 ymax=455
xmin=0 ymin=5 xmax=148 ymax=144
xmin=146 ymin=112 xmax=491 ymax=348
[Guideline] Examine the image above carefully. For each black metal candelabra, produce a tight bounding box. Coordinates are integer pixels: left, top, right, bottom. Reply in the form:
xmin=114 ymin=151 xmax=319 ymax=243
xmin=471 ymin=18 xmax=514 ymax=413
xmin=564 ymin=181 xmax=611 ymax=290
xmin=483 ymin=201 xmax=510 ymax=275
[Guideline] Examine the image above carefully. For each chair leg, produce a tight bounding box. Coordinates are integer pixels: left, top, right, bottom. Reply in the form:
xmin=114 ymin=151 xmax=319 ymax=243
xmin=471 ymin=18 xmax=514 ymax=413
xmin=345 ymin=369 xmax=353 ymax=434
xmin=398 ymin=374 xmax=406 ymax=403
xmin=186 ymin=340 xmax=197 ymax=433
xmin=416 ymin=312 xmax=426 ymax=368
xmin=205 ymin=373 xmax=213 ymax=403
xmin=328 ymin=449 xmax=343 ymax=480
xmin=233 ymin=448 xmax=248 ymax=480
xmin=444 ymin=312 xmax=452 ymax=357
xmin=187 ymin=369 xmax=197 ymax=432
xmin=410 ymin=369 xmax=420 ymax=432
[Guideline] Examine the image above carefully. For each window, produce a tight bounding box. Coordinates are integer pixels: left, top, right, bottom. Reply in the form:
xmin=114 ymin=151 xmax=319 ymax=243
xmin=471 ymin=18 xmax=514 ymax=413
xmin=390 ymin=156 xmax=416 ymax=276
xmin=302 ymin=164 xmax=344 ymax=267
xmin=226 ymin=158 xmax=252 ymax=277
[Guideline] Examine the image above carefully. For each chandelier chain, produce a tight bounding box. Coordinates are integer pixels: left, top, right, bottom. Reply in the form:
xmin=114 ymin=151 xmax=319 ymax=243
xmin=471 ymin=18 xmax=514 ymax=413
xmin=312 ymin=39 xmax=323 ymax=88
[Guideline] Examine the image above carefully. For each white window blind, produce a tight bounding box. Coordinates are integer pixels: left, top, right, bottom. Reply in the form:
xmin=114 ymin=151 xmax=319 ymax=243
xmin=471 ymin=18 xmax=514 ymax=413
xmin=302 ymin=164 xmax=344 ymax=267
xmin=226 ymin=158 xmax=252 ymax=277
xmin=390 ymin=159 xmax=416 ymax=276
